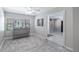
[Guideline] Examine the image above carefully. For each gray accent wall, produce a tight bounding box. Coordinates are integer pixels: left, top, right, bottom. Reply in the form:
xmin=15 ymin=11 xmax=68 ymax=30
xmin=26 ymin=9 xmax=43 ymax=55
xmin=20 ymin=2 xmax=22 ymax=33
xmin=65 ymin=7 xmax=79 ymax=52
xmin=73 ymin=7 xmax=79 ymax=52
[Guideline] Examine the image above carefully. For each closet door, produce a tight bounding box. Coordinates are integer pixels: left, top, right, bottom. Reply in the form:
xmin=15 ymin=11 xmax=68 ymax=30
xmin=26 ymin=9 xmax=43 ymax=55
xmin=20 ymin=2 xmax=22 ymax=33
xmin=4 ymin=18 xmax=13 ymax=39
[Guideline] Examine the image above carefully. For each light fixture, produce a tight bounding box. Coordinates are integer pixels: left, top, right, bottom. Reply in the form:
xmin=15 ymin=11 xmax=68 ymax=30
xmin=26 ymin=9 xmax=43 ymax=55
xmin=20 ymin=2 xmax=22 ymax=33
xmin=26 ymin=7 xmax=32 ymax=11
xmin=25 ymin=7 xmax=40 ymax=14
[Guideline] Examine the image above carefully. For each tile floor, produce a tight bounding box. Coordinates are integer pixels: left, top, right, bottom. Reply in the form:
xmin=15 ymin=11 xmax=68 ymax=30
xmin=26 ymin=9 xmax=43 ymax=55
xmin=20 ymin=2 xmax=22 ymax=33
xmin=0 ymin=35 xmax=69 ymax=52
xmin=47 ymin=32 xmax=64 ymax=46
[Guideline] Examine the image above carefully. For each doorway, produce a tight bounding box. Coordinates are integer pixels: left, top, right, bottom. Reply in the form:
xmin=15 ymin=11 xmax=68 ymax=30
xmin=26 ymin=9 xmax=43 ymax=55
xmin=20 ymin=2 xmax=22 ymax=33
xmin=49 ymin=16 xmax=65 ymax=46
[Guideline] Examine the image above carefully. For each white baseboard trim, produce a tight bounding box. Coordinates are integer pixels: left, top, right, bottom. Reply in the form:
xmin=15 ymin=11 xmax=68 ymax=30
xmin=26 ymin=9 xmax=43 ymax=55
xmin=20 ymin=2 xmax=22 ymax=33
xmin=64 ymin=45 xmax=73 ymax=52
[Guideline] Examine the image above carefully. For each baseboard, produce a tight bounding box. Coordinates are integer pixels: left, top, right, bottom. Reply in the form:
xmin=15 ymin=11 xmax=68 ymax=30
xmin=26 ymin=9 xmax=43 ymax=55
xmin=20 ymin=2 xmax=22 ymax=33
xmin=64 ymin=45 xmax=73 ymax=52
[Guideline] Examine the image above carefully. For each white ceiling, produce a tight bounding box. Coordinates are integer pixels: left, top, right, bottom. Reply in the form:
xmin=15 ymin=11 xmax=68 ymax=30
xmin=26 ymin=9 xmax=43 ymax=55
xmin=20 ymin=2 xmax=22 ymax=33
xmin=3 ymin=7 xmax=57 ymax=15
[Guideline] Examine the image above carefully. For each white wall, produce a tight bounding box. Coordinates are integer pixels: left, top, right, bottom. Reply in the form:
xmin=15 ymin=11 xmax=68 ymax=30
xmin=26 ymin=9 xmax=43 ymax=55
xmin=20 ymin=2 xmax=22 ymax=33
xmin=64 ymin=7 xmax=73 ymax=51
xmin=0 ymin=8 xmax=4 ymax=31
xmin=30 ymin=16 xmax=36 ymax=34
xmin=35 ymin=16 xmax=48 ymax=39
xmin=0 ymin=8 xmax=4 ymax=45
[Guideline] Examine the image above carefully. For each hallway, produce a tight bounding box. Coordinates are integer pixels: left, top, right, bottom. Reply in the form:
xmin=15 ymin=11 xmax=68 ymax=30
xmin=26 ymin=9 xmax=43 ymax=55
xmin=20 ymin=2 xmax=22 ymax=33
xmin=0 ymin=7 xmax=78 ymax=52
